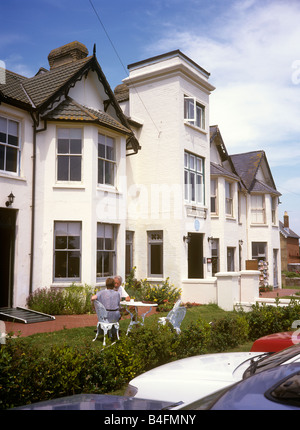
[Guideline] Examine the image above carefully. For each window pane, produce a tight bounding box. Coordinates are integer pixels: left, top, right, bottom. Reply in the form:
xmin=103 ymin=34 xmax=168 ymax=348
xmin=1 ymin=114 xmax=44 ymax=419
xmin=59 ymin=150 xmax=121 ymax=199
xmin=184 ymin=152 xmax=188 ymax=168
xmin=70 ymin=139 xmax=81 ymax=154
xmin=69 ymin=128 xmax=81 ymax=139
xmin=69 ymin=156 xmax=81 ymax=181
xmin=0 ymin=132 xmax=6 ymax=143
xmin=8 ymin=134 xmax=18 ymax=146
xmin=196 ymin=174 xmax=203 ymax=203
xmin=68 ymin=251 xmax=80 ymax=277
xmin=211 ymin=196 xmax=216 ymax=213
xmin=6 ymin=146 xmax=18 ymax=172
xmin=58 ymin=139 xmax=69 ymax=154
xmin=97 ymin=237 xmax=104 ymax=250
xmin=8 ymin=119 xmax=18 ymax=137
xmin=196 ymin=157 xmax=202 ymax=172
xmin=98 ymin=143 xmax=105 ymax=158
xmin=68 ymin=236 xmax=80 ymax=249
xmin=0 ymin=145 xmax=4 ymax=169
xmin=105 ymin=161 xmax=114 ymax=185
xmin=55 ymin=251 xmax=67 ymax=278
xmin=55 ymin=236 xmax=67 ymax=249
xmin=98 ymin=133 xmax=105 ymax=145
xmin=57 ymin=156 xmax=69 ymax=180
xmin=0 ymin=117 xmax=7 ymax=141
xmin=190 ymin=172 xmax=195 ymax=201
xmin=97 ymin=252 xmax=103 ymax=276
xmin=98 ymin=159 xmax=104 ymax=183
xmin=106 ymin=137 xmax=115 ymax=160
xmin=57 ymin=128 xmax=70 ymax=139
xmin=184 ymin=170 xmax=188 ymax=200
xmin=151 ymin=244 xmax=162 ymax=275
xmin=190 ymin=155 xmax=195 ymax=170
xmin=105 ymin=238 xmax=113 ymax=250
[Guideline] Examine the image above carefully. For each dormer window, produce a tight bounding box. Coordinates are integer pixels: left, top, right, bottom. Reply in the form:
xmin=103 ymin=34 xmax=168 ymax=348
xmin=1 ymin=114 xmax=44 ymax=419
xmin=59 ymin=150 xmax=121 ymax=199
xmin=184 ymin=96 xmax=205 ymax=130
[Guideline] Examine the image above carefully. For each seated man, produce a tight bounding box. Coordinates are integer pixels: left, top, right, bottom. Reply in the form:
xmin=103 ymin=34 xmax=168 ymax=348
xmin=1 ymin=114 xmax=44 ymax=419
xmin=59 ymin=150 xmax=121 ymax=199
xmin=114 ymin=275 xmax=130 ymax=301
xmin=91 ymin=278 xmax=120 ymax=336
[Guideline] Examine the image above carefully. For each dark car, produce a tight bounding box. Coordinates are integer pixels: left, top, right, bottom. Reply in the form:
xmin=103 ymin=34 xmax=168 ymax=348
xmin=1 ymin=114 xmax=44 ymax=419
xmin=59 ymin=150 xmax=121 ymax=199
xmin=12 ymin=393 xmax=181 ymax=410
xmin=181 ymin=363 xmax=300 ymax=410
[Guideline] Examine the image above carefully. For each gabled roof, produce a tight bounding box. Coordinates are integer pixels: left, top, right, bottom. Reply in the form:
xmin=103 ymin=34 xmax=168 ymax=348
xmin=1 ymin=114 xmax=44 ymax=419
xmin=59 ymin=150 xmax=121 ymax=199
xmin=230 ymin=150 xmax=280 ymax=195
xmin=279 ymin=221 xmax=300 ymax=239
xmin=23 ymin=55 xmax=93 ymax=110
xmin=0 ymin=42 xmax=140 ymax=153
xmin=210 ymin=162 xmax=240 ymax=181
xmin=210 ymin=125 xmax=228 ymax=162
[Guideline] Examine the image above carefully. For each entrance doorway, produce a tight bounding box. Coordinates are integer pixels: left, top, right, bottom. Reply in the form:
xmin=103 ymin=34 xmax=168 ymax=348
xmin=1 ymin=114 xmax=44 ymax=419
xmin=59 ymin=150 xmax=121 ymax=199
xmin=188 ymin=233 xmax=204 ymax=278
xmin=0 ymin=208 xmax=16 ymax=307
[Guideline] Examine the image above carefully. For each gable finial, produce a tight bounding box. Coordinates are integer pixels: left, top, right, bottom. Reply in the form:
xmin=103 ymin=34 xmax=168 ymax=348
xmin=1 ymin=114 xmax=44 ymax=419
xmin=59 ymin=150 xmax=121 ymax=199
xmin=93 ymin=44 xmax=96 ymax=57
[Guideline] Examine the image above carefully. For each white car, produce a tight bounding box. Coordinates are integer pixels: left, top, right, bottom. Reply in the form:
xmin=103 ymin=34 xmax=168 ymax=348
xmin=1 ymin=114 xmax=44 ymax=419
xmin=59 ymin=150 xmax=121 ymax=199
xmin=127 ymin=345 xmax=300 ymax=406
xmin=126 ymin=351 xmax=263 ymax=405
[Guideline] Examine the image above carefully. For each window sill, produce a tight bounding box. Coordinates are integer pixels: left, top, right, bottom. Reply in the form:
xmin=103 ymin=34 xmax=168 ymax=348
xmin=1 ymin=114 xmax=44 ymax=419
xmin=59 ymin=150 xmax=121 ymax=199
xmin=184 ymin=121 xmax=207 ymax=135
xmin=53 ymin=183 xmax=85 ymax=190
xmin=0 ymin=172 xmax=26 ymax=182
xmin=147 ymin=277 xmax=164 ymax=282
xmin=97 ymin=184 xmax=121 ymax=194
xmin=185 ymin=205 xmax=207 ymax=219
xmin=250 ymin=223 xmax=268 ymax=228
xmin=225 ymin=215 xmax=236 ymax=221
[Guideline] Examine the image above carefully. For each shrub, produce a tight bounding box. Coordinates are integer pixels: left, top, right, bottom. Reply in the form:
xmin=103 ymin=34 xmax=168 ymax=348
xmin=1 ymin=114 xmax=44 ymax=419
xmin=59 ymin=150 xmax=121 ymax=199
xmin=209 ymin=313 xmax=249 ymax=352
xmin=175 ymin=318 xmax=211 ymax=358
xmin=125 ymin=268 xmax=181 ymax=311
xmin=0 ymin=318 xmax=210 ymax=409
xmin=26 ymin=284 xmax=95 ymax=315
xmin=245 ymin=298 xmax=300 ymax=340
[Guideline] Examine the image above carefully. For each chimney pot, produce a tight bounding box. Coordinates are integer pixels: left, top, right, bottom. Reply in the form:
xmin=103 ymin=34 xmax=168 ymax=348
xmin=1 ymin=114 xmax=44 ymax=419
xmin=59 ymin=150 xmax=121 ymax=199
xmin=48 ymin=41 xmax=89 ymax=69
xmin=284 ymin=211 xmax=289 ymax=228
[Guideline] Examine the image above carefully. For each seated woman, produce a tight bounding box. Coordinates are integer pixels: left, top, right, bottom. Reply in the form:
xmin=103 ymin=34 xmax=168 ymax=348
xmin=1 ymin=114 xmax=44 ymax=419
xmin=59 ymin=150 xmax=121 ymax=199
xmin=91 ymin=278 xmax=120 ymax=328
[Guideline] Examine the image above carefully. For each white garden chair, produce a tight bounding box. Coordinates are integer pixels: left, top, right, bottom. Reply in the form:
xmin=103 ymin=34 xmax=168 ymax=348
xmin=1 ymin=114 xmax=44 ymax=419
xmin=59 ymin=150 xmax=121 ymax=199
xmin=158 ymin=299 xmax=186 ymax=334
xmin=0 ymin=321 xmax=6 ymax=345
xmin=93 ymin=300 xmax=119 ymax=346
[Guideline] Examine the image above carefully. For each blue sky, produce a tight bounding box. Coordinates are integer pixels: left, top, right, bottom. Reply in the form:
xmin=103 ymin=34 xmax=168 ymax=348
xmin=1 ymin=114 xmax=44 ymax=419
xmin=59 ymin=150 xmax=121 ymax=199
xmin=1 ymin=0 xmax=300 ymax=235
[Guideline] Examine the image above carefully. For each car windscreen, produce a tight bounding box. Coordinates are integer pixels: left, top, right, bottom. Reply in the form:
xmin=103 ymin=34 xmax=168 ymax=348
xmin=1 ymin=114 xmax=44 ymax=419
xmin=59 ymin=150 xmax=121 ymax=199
xmin=243 ymin=345 xmax=300 ymax=379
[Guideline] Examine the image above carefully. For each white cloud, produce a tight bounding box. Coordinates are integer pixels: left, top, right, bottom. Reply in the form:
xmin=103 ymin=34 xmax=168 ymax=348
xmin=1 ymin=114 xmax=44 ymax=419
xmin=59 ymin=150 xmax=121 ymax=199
xmin=145 ymin=0 xmax=300 ymax=167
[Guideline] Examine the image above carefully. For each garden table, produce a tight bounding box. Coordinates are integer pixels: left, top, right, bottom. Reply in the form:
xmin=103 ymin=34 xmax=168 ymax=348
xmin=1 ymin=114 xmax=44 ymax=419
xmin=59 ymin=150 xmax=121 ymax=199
xmin=120 ymin=300 xmax=158 ymax=335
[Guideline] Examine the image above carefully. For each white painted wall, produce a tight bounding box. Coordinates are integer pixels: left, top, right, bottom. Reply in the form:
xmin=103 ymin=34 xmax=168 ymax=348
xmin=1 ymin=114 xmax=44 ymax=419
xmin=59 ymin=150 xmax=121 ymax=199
xmin=0 ymin=104 xmax=33 ymax=306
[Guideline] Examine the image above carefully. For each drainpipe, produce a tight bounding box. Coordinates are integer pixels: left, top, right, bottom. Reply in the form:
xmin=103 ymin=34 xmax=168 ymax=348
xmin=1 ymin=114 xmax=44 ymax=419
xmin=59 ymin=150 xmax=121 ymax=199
xmin=29 ymin=113 xmax=47 ymax=295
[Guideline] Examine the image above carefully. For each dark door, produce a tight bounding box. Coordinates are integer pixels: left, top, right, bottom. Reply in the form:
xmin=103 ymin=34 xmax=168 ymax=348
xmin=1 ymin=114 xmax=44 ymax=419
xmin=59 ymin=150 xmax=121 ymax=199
xmin=188 ymin=233 xmax=203 ymax=278
xmin=0 ymin=209 xmax=16 ymax=307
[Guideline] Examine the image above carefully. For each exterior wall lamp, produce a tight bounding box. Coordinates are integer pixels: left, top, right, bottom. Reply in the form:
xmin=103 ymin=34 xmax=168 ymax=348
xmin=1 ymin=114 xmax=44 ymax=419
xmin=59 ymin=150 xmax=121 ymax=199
xmin=183 ymin=234 xmax=191 ymax=244
xmin=239 ymin=240 xmax=243 ymax=245
xmin=5 ymin=192 xmax=15 ymax=207
xmin=207 ymin=236 xmax=214 ymax=243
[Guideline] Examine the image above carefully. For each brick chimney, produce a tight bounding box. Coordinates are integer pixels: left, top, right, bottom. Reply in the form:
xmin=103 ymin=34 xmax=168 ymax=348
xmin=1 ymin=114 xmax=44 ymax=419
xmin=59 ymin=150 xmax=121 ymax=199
xmin=284 ymin=211 xmax=289 ymax=228
xmin=48 ymin=41 xmax=89 ymax=69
